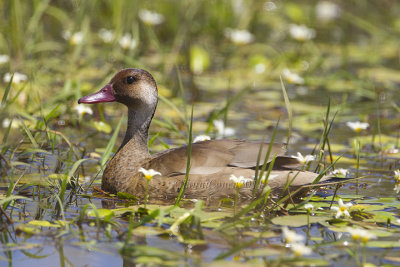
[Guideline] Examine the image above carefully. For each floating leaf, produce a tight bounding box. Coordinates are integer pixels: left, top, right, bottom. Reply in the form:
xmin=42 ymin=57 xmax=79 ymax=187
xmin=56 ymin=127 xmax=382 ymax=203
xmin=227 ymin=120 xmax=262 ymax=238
xmin=272 ymin=215 xmax=330 ymax=227
xmin=28 ymin=220 xmax=60 ymax=228
xmin=86 ymin=208 xmax=114 ymax=219
xmin=92 ymin=121 xmax=112 ymax=133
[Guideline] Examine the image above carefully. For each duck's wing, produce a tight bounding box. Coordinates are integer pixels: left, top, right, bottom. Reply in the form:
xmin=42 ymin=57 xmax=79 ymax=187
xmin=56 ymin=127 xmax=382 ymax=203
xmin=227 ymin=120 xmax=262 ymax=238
xmin=147 ymin=140 xmax=299 ymax=176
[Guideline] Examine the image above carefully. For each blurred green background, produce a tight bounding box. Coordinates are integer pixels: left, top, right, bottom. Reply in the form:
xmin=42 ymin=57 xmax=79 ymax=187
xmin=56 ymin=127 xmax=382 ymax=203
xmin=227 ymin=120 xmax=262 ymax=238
xmin=1 ymin=0 xmax=399 ymax=149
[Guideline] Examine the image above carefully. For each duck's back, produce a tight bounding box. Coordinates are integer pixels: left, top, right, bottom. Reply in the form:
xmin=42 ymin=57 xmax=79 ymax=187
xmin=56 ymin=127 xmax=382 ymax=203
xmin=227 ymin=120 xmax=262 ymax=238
xmin=146 ymin=139 xmax=299 ymax=176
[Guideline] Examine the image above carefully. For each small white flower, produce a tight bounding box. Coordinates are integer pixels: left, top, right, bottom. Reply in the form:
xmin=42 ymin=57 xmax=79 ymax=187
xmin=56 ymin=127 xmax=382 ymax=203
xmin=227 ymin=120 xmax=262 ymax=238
xmin=0 ymin=54 xmax=9 ymax=64
xmin=263 ymin=1 xmax=277 ymax=11
xmin=394 ymin=169 xmax=400 ymax=182
xmin=330 ymin=168 xmax=348 ymax=177
xmin=346 ymin=121 xmax=369 ymax=133
xmin=282 ymin=68 xmax=304 ymax=85
xmin=2 ymin=118 xmax=21 ymax=129
xmin=282 ymin=226 xmax=304 ymax=244
xmin=229 ymin=174 xmax=252 ymax=189
xmin=63 ymin=31 xmax=84 ymax=45
xmin=139 ymin=9 xmax=164 ymax=25
xmin=289 ymin=24 xmax=316 ymax=42
xmin=331 ymin=198 xmax=352 ymax=218
xmin=78 ymin=175 xmax=91 ymax=184
xmin=260 ymin=173 xmax=278 ymax=184
xmin=193 ymin=135 xmax=211 ymax=143
xmin=213 ymin=119 xmax=235 ymax=139
xmin=98 ymin=29 xmax=114 ymax=43
xmin=394 ymin=183 xmax=400 ymax=194
xmin=304 ymin=203 xmax=314 ymax=211
xmin=290 ymin=242 xmax=312 ymax=256
xmin=316 ymin=1 xmax=341 ymax=22
xmin=382 ymin=148 xmax=399 ymax=154
xmin=3 ymin=72 xmax=27 ymax=84
xmin=346 ymin=227 xmax=376 ymax=243
xmin=73 ymin=105 xmax=93 ymax=116
xmin=119 ymin=33 xmax=137 ymax=50
xmin=254 ymin=63 xmax=266 ymax=74
xmin=138 ymin=167 xmax=161 ymax=181
xmin=292 ymin=152 xmax=315 ymax=164
xmin=224 ymin=28 xmax=254 ymax=45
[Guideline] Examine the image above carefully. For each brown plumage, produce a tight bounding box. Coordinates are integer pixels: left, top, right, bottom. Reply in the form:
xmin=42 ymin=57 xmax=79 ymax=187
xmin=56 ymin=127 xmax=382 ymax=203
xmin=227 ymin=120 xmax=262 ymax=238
xmin=78 ymin=68 xmax=334 ymax=200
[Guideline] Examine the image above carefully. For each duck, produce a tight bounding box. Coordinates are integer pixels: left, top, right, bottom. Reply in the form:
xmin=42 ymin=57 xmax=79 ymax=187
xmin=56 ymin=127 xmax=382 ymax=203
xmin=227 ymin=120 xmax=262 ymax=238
xmin=78 ymin=68 xmax=339 ymax=201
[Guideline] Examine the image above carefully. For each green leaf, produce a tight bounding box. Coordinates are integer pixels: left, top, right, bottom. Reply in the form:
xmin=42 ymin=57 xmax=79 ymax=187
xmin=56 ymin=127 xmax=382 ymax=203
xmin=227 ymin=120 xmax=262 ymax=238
xmin=28 ymin=220 xmax=60 ymax=227
xmin=272 ymin=215 xmax=330 ymax=227
xmin=92 ymin=121 xmax=112 ymax=133
xmin=117 ymin=192 xmax=138 ymax=200
xmin=86 ymin=208 xmax=114 ymax=219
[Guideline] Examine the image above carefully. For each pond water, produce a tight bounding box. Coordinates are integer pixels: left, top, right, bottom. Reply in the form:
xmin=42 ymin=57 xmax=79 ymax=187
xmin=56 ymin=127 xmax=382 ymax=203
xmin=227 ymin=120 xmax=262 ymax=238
xmin=1 ymin=73 xmax=399 ymax=266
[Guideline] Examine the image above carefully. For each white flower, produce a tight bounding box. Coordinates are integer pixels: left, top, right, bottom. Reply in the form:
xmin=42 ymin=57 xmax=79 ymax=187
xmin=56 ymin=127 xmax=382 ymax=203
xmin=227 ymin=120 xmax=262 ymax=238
xmin=304 ymin=203 xmax=314 ymax=211
xmin=346 ymin=121 xmax=369 ymax=133
xmin=289 ymin=24 xmax=316 ymax=41
xmin=193 ymin=135 xmax=211 ymax=143
xmin=316 ymin=1 xmax=341 ymax=22
xmin=346 ymin=227 xmax=376 ymax=243
xmin=139 ymin=9 xmax=164 ymax=25
xmin=290 ymin=242 xmax=312 ymax=256
xmin=213 ymin=119 xmax=235 ymax=139
xmin=282 ymin=68 xmax=304 ymax=85
xmin=254 ymin=63 xmax=266 ymax=74
xmin=382 ymin=148 xmax=399 ymax=154
xmin=73 ymin=105 xmax=93 ymax=116
xmin=3 ymin=72 xmax=27 ymax=84
xmin=261 ymin=173 xmax=278 ymax=184
xmin=394 ymin=183 xmax=400 ymax=194
xmin=138 ymin=167 xmax=161 ymax=181
xmin=330 ymin=168 xmax=348 ymax=177
xmin=282 ymin=227 xmax=304 ymax=244
xmin=331 ymin=199 xmax=352 ymax=218
xmin=292 ymin=152 xmax=315 ymax=164
xmin=0 ymin=54 xmax=9 ymax=64
xmin=79 ymin=175 xmax=91 ymax=184
xmin=98 ymin=29 xmax=114 ymax=43
xmin=2 ymin=118 xmax=21 ymax=129
xmin=62 ymin=31 xmax=84 ymax=45
xmin=224 ymin=28 xmax=254 ymax=45
xmin=394 ymin=169 xmax=400 ymax=182
xmin=119 ymin=33 xmax=137 ymax=50
xmin=229 ymin=174 xmax=252 ymax=189
xmin=263 ymin=1 xmax=277 ymax=11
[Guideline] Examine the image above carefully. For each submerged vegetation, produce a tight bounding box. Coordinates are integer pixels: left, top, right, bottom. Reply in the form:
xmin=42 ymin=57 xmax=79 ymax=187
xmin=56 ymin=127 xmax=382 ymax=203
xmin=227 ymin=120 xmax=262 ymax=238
xmin=0 ymin=0 xmax=400 ymax=266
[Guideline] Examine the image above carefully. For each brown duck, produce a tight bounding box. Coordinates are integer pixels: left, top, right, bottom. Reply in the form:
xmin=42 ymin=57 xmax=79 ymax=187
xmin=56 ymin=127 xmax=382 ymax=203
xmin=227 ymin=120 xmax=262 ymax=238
xmin=78 ymin=68 xmax=337 ymax=200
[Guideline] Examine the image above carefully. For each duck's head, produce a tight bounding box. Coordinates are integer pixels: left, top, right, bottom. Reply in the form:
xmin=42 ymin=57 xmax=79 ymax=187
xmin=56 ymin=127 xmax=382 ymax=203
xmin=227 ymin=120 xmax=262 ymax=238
xmin=78 ymin=68 xmax=158 ymax=108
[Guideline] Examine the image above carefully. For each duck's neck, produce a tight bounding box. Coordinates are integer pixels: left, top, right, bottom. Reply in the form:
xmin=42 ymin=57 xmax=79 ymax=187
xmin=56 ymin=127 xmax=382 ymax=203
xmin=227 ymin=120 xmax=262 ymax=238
xmin=118 ymin=105 xmax=154 ymax=159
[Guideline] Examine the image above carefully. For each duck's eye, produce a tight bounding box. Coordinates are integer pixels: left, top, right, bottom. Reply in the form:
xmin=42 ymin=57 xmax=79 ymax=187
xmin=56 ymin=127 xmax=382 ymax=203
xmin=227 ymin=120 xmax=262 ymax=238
xmin=126 ymin=76 xmax=136 ymax=84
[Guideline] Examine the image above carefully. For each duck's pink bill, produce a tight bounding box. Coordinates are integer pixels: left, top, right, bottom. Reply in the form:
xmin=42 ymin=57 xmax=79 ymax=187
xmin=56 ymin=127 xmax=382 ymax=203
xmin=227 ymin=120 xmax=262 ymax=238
xmin=78 ymin=84 xmax=116 ymax=104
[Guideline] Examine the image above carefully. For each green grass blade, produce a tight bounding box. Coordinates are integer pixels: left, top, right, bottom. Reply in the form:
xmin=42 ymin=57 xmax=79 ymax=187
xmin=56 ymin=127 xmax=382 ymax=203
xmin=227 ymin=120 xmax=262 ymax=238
xmin=100 ymin=116 xmax=124 ymax=168
xmin=20 ymin=119 xmax=39 ymax=148
xmin=175 ymin=106 xmax=193 ymax=205
xmin=1 ymin=75 xmax=13 ymax=109
xmin=280 ymin=76 xmax=292 ymax=145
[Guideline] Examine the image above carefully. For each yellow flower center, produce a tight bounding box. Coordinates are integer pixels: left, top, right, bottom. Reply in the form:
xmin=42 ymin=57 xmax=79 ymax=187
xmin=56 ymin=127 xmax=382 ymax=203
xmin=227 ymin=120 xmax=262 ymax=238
xmin=340 ymin=206 xmax=346 ymax=212
xmin=144 ymin=174 xmax=152 ymax=181
xmin=236 ymin=182 xmax=243 ymax=188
